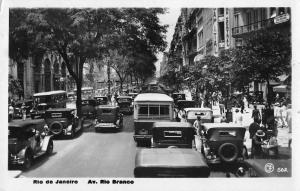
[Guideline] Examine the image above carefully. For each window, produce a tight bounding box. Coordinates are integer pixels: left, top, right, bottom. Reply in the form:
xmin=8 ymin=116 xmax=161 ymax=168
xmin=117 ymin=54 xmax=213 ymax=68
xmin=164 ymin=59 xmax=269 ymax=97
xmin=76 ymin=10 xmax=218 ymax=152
xmin=234 ymin=14 xmax=239 ymax=27
xmin=218 ymin=8 xmax=224 ymax=16
xmin=278 ymin=7 xmax=286 ymax=15
xmin=160 ymin=105 xmax=170 ymax=115
xmin=270 ymin=7 xmax=277 ymax=18
xmin=197 ymin=30 xmax=204 ymax=49
xmin=149 ymin=105 xmax=159 ymax=115
xmin=218 ymin=22 xmax=225 ymax=42
xmin=138 ymin=105 xmax=148 ymax=115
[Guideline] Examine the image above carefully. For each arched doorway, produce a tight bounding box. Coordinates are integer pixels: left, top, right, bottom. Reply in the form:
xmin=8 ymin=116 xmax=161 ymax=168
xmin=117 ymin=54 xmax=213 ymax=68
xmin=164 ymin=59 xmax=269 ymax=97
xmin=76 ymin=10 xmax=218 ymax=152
xmin=44 ymin=59 xmax=51 ymax=92
xmin=53 ymin=62 xmax=60 ymax=90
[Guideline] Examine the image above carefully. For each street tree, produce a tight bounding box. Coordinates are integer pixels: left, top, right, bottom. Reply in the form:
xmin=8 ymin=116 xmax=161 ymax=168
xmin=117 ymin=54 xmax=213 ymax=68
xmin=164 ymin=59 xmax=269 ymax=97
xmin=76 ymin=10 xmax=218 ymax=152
xmin=18 ymin=8 xmax=121 ymax=116
xmin=234 ymin=29 xmax=291 ymax=105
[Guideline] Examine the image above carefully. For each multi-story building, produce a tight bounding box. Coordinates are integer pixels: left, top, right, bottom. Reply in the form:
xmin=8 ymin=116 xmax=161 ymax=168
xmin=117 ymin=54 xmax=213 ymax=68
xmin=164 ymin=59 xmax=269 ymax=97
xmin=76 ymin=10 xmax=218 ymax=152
xmin=231 ymin=7 xmax=291 ymax=100
xmin=9 ymin=52 xmax=79 ymax=99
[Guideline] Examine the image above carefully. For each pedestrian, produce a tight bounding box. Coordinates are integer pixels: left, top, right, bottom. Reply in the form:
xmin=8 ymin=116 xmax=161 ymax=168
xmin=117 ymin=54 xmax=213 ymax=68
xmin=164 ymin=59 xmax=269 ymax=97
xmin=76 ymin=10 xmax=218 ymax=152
xmin=249 ymin=120 xmax=260 ymax=140
xmin=8 ymin=104 xmax=14 ymax=121
xmin=234 ymin=109 xmax=243 ymax=125
xmin=181 ymin=113 xmax=187 ymax=122
xmin=279 ymin=103 xmax=287 ymax=128
xmin=193 ymin=116 xmax=205 ymax=136
xmin=252 ymin=105 xmax=261 ymax=123
xmin=21 ymin=103 xmax=27 ymax=120
xmin=251 ymin=129 xmax=266 ymax=158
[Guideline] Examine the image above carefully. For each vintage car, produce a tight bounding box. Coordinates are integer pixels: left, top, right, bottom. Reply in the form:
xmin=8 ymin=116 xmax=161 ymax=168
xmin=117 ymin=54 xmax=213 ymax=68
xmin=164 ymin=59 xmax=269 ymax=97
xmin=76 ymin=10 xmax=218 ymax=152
xmin=44 ymin=108 xmax=82 ymax=138
xmin=184 ymin=108 xmax=214 ymax=124
xmin=14 ymin=100 xmax=34 ymax=118
xmin=8 ymin=120 xmax=53 ymax=170
xmin=172 ymin=93 xmax=186 ymax=106
xmin=95 ymin=105 xmax=123 ymax=131
xmin=241 ymin=159 xmax=291 ymax=177
xmin=152 ymin=122 xmax=195 ymax=148
xmin=134 ymin=148 xmax=210 ymax=177
xmin=177 ymin=100 xmax=196 ymax=111
xmin=30 ymin=103 xmax=51 ymax=119
xmin=94 ymin=96 xmax=109 ymax=105
xmin=128 ymin=92 xmax=139 ymax=99
xmin=116 ymin=96 xmax=133 ymax=114
xmin=200 ymin=123 xmax=248 ymax=164
xmin=81 ymin=99 xmax=97 ymax=118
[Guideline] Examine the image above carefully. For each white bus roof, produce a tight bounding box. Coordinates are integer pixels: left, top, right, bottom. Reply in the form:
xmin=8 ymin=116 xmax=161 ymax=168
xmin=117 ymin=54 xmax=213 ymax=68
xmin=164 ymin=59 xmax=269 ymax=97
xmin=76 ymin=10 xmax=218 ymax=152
xmin=134 ymin=93 xmax=173 ymax=102
xmin=34 ymin=90 xmax=67 ymax=97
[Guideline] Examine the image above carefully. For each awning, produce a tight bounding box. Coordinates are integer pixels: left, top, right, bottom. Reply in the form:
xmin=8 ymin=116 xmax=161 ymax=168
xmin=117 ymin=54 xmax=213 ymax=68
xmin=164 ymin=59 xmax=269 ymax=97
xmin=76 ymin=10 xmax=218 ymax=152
xmin=273 ymin=85 xmax=288 ymax=93
xmin=194 ymin=54 xmax=204 ymax=63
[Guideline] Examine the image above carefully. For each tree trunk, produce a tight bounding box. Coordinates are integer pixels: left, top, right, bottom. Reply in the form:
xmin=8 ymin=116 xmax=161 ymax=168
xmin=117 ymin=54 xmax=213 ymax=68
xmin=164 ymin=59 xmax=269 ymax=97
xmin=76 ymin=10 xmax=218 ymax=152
xmin=266 ymin=79 xmax=271 ymax=107
xmin=75 ymin=57 xmax=85 ymax=117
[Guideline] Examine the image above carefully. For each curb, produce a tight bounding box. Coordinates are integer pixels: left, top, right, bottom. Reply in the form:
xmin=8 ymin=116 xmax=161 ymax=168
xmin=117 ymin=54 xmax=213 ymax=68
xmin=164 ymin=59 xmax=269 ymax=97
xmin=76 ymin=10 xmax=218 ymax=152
xmin=9 ymin=170 xmax=22 ymax=178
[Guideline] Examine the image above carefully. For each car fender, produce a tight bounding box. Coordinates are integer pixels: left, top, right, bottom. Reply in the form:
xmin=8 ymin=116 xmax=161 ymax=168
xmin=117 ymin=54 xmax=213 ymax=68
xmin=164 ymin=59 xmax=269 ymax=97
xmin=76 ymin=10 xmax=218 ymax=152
xmin=17 ymin=146 xmax=32 ymax=159
xmin=41 ymin=136 xmax=53 ymax=152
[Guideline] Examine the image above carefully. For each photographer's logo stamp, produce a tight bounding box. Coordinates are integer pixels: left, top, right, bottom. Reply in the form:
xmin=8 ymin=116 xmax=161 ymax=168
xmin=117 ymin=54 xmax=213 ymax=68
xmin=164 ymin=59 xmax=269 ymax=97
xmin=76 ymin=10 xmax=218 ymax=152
xmin=264 ymin=163 xmax=275 ymax=173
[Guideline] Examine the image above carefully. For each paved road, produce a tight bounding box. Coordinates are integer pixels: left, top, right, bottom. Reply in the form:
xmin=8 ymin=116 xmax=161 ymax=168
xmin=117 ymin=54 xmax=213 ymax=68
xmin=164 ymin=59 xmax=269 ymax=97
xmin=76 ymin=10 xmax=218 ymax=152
xmin=19 ymin=115 xmax=136 ymax=177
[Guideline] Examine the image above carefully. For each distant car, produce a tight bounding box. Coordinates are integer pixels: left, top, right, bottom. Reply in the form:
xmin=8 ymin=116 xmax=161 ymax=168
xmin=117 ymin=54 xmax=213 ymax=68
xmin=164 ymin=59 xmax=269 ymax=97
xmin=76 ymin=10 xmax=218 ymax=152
xmin=242 ymin=159 xmax=291 ymax=177
xmin=30 ymin=103 xmax=51 ymax=119
xmin=81 ymin=99 xmax=97 ymax=118
xmin=94 ymin=96 xmax=109 ymax=105
xmin=152 ymin=122 xmax=195 ymax=148
xmin=200 ymin=123 xmax=248 ymax=164
xmin=177 ymin=100 xmax=196 ymax=111
xmin=172 ymin=93 xmax=186 ymax=106
xmin=116 ymin=96 xmax=133 ymax=114
xmin=184 ymin=108 xmax=214 ymax=124
xmin=134 ymin=148 xmax=210 ymax=177
xmin=8 ymin=120 xmax=53 ymax=170
xmin=44 ymin=108 xmax=83 ymax=138
xmin=95 ymin=105 xmax=123 ymax=131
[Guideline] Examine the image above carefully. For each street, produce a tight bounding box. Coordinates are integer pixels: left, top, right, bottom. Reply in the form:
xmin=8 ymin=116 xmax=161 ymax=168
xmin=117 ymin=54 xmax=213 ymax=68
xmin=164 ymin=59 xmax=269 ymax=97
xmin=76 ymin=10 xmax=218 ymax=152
xmin=18 ymin=115 xmax=136 ymax=177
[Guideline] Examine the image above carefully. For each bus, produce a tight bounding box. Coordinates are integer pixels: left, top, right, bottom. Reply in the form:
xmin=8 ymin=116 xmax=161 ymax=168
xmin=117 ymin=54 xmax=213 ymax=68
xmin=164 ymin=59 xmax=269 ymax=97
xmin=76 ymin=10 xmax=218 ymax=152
xmin=30 ymin=90 xmax=67 ymax=119
xmin=133 ymin=93 xmax=174 ymax=146
xmin=74 ymin=87 xmax=94 ymax=99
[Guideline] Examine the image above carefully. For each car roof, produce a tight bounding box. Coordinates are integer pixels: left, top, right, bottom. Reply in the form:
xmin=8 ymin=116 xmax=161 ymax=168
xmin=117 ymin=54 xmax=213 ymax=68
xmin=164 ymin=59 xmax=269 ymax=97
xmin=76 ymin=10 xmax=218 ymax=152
xmin=184 ymin=107 xmax=212 ymax=111
xmin=34 ymin=90 xmax=66 ymax=96
xmin=9 ymin=119 xmax=44 ymax=129
xmin=46 ymin=108 xmax=75 ymax=112
xmin=202 ymin=123 xmax=243 ymax=129
xmin=153 ymin=122 xmax=193 ymax=128
xmin=134 ymin=93 xmax=173 ymax=102
xmin=135 ymin=148 xmax=207 ymax=167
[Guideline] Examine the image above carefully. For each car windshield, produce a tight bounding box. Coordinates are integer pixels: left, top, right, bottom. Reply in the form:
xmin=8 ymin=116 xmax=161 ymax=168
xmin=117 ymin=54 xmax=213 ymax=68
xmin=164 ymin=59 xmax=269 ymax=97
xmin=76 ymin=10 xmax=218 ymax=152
xmin=37 ymin=105 xmax=50 ymax=111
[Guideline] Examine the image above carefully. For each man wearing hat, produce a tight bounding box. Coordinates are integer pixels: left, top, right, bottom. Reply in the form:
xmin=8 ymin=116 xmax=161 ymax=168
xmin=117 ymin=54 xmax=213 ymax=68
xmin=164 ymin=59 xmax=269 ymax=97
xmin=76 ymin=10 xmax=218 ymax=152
xmin=193 ymin=115 xmax=204 ymax=136
xmin=251 ymin=129 xmax=266 ymax=158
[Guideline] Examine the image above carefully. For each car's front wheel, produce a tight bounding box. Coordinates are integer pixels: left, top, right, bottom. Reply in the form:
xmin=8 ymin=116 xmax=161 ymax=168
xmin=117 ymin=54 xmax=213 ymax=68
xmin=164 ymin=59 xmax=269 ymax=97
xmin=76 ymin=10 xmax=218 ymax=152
xmin=46 ymin=139 xmax=53 ymax=155
xmin=23 ymin=152 xmax=33 ymax=170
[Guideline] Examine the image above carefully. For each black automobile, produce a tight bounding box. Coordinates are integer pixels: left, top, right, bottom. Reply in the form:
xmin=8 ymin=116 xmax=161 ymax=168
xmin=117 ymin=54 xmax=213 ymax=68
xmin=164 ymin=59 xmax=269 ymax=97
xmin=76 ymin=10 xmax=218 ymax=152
xmin=134 ymin=122 xmax=210 ymax=178
xmin=8 ymin=120 xmax=53 ymax=170
xmin=152 ymin=122 xmax=195 ymax=148
xmin=172 ymin=93 xmax=186 ymax=106
xmin=94 ymin=96 xmax=109 ymax=105
xmin=30 ymin=103 xmax=51 ymax=119
xmin=177 ymin=100 xmax=196 ymax=111
xmin=81 ymin=99 xmax=97 ymax=118
xmin=200 ymin=123 xmax=248 ymax=164
xmin=116 ymin=96 xmax=133 ymax=114
xmin=95 ymin=105 xmax=123 ymax=131
xmin=44 ymin=108 xmax=83 ymax=138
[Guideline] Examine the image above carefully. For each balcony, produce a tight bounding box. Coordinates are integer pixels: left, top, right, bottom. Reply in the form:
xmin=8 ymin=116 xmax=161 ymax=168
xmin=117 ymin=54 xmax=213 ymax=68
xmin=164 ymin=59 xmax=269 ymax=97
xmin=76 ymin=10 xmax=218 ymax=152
xmin=232 ymin=18 xmax=275 ymax=37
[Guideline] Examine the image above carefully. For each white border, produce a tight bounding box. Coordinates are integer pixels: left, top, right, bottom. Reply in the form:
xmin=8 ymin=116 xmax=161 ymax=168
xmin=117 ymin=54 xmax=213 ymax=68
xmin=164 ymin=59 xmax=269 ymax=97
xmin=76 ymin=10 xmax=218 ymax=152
xmin=1 ymin=0 xmax=299 ymax=191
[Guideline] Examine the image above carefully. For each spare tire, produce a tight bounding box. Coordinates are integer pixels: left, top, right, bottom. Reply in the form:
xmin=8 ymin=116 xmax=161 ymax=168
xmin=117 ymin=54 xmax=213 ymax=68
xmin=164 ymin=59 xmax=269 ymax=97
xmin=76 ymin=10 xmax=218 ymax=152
xmin=218 ymin=143 xmax=239 ymax=162
xmin=49 ymin=121 xmax=63 ymax=135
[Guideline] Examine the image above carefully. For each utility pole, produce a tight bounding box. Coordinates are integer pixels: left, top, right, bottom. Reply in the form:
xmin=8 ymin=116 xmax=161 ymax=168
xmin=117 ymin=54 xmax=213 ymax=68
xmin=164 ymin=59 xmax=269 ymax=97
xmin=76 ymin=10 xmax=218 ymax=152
xmin=107 ymin=59 xmax=111 ymax=97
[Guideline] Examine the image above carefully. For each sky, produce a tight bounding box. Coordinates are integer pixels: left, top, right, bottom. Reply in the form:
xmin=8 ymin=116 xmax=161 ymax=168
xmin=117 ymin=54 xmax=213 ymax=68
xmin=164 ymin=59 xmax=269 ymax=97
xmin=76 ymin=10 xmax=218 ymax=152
xmin=155 ymin=8 xmax=181 ymax=77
